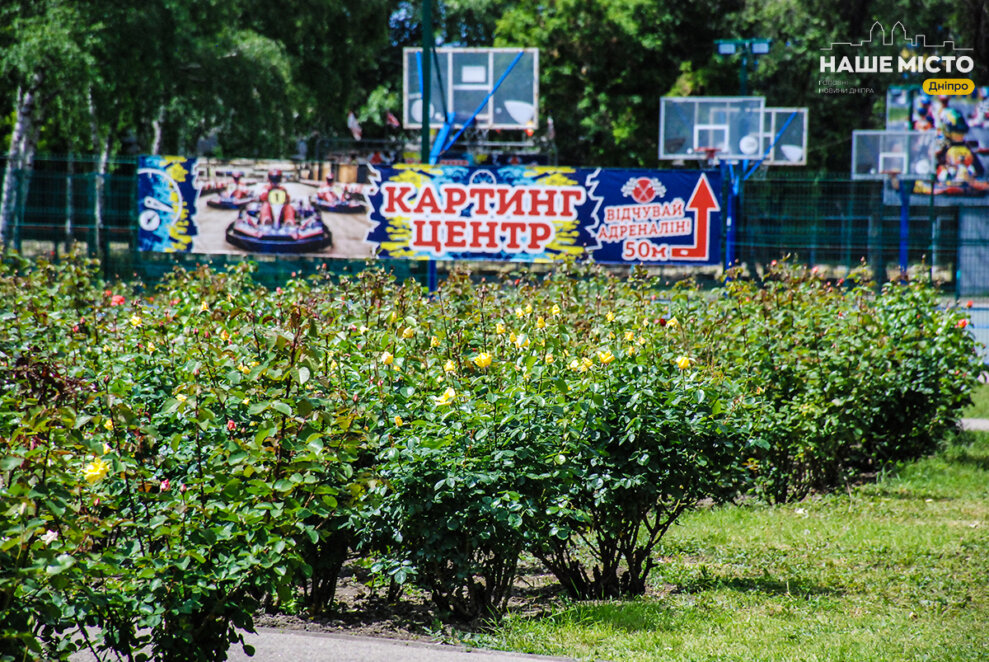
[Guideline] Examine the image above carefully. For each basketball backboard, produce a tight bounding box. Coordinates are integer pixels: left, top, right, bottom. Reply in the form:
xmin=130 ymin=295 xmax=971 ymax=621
xmin=851 ymin=130 xmax=940 ymax=180
xmin=659 ymin=97 xmax=765 ymax=161
xmin=762 ymin=107 xmax=808 ymax=165
xmin=403 ymin=48 xmax=539 ymax=130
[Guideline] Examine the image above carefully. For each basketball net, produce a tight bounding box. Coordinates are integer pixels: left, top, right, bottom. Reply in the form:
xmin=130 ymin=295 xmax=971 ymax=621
xmin=697 ymin=147 xmax=720 ymax=168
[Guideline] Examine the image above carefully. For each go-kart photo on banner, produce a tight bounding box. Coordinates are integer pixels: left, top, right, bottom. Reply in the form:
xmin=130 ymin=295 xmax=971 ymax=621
xmin=137 ymin=157 xmax=721 ymax=265
xmin=137 ymin=156 xmax=372 ymax=256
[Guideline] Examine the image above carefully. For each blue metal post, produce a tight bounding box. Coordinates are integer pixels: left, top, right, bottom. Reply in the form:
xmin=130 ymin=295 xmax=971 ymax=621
xmin=420 ymin=1 xmax=438 ymax=293
xmin=724 ymin=162 xmax=737 ymax=271
xmin=898 ymin=177 xmax=910 ymax=278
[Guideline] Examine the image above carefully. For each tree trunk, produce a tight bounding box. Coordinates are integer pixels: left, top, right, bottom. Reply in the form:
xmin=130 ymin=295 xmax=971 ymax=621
xmin=14 ymin=120 xmax=40 ymax=253
xmin=88 ymin=87 xmax=110 ymax=258
xmin=0 ymin=80 xmax=40 ymax=248
xmin=64 ymin=153 xmax=75 ymax=254
xmin=152 ymin=105 xmax=166 ymax=155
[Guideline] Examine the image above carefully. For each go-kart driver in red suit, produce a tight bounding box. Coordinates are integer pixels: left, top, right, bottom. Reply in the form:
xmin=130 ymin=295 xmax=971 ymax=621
xmin=315 ymin=174 xmax=340 ymax=204
xmin=258 ymin=169 xmax=296 ymax=225
xmin=226 ymin=172 xmax=252 ymax=200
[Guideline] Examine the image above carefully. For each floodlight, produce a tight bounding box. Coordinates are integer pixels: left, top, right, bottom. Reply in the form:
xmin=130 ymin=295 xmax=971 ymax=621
xmin=717 ymin=41 xmax=737 ymax=55
xmin=750 ymin=39 xmax=771 ymax=55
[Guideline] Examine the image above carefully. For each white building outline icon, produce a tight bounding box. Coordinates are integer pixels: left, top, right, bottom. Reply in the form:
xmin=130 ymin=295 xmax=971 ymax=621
xmin=821 ymin=21 xmax=973 ymax=51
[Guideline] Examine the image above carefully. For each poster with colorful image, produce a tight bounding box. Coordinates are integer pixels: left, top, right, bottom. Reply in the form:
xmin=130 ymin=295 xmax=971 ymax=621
xmin=137 ymin=157 xmax=377 ymax=257
xmin=881 ymin=86 xmax=989 ymax=204
xmin=138 ymin=158 xmax=721 ymax=265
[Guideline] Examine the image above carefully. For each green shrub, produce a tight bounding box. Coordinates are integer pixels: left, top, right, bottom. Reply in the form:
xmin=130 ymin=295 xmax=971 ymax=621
xmin=0 ymin=254 xmax=980 ymax=658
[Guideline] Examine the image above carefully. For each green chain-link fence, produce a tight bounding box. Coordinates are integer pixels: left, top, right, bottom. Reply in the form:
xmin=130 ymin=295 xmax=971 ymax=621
xmin=1 ymin=155 xmax=985 ymax=294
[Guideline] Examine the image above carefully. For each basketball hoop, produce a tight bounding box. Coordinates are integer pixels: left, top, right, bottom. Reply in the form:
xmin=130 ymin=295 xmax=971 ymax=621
xmin=697 ymin=146 xmax=721 ymax=168
xmin=882 ymin=169 xmax=902 ymax=191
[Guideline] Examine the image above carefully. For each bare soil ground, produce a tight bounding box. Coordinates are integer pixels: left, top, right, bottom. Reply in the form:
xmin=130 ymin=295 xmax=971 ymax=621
xmin=255 ymin=560 xmax=564 ymax=640
xmin=254 ymin=558 xmax=675 ymax=641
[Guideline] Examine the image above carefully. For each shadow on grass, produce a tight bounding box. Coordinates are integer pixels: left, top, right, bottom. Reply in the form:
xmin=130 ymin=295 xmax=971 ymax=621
xmin=866 ymin=487 xmax=957 ymax=501
xmin=674 ymin=571 xmax=844 ymax=598
xmin=531 ymin=572 xmax=843 ymax=635
xmin=947 ymin=447 xmax=989 ymax=472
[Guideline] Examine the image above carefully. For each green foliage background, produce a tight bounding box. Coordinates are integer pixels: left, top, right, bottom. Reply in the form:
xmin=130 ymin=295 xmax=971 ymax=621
xmin=2 ymin=0 xmax=987 ymax=168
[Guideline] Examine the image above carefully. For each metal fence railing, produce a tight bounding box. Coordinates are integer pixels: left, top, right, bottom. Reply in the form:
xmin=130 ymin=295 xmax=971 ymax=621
xmin=1 ymin=156 xmax=985 ymax=294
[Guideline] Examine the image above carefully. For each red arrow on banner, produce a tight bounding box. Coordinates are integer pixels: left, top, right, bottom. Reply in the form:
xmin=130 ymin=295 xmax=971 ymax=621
xmin=671 ymin=173 xmax=720 ymax=261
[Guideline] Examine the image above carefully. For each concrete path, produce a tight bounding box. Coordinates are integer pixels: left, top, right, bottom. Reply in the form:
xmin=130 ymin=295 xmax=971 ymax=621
xmin=71 ymin=629 xmax=572 ymax=662
xmin=961 ymin=418 xmax=989 ymax=431
xmin=225 ymin=629 xmax=572 ymax=662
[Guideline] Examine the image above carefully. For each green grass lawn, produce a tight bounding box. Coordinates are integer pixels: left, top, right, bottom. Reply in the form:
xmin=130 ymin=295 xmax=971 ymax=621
xmin=963 ymin=382 xmax=989 ymax=419
xmin=481 ymin=432 xmax=989 ymax=662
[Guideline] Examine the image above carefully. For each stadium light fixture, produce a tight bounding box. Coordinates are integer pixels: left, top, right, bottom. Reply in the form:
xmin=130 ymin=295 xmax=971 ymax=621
xmin=714 ymin=38 xmax=772 ymax=95
xmin=750 ymin=39 xmax=772 ymax=55
xmin=716 ymin=40 xmax=737 ymax=55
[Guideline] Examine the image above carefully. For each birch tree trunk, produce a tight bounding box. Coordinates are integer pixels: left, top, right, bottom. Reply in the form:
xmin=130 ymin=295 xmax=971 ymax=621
xmin=151 ymin=105 xmax=166 ymax=155
xmin=0 ymin=80 xmax=39 ymax=248
xmin=88 ymin=86 xmax=106 ymax=256
xmin=64 ymin=153 xmax=75 ymax=253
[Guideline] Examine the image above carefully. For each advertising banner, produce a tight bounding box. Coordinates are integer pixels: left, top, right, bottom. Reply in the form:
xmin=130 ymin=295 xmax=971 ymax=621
xmin=883 ymin=86 xmax=989 ymax=205
xmin=137 ymin=158 xmax=721 ymax=266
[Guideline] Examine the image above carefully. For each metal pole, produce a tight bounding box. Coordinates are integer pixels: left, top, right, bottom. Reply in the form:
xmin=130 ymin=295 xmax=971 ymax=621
xmin=724 ymin=162 xmax=736 ymax=270
xmin=421 ymin=0 xmax=432 ymax=164
xmin=898 ymin=177 xmax=910 ymax=279
xmin=740 ymin=52 xmax=748 ymax=95
xmin=421 ymin=0 xmax=437 ymax=293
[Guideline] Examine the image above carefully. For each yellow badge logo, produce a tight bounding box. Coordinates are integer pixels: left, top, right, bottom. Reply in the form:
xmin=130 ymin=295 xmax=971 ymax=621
xmin=923 ymin=79 xmax=974 ymax=96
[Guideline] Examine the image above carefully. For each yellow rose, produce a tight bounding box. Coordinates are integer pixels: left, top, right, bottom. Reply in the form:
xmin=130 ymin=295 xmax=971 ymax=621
xmin=581 ymin=357 xmax=594 ymax=372
xmin=129 ymin=315 xmax=142 ymax=328
xmin=495 ymin=322 xmax=506 ymax=335
xmin=667 ymin=317 xmax=680 ymax=329
xmin=381 ymin=351 xmax=394 ymax=365
xmin=545 ymin=353 xmax=554 ymax=365
xmin=83 ymin=458 xmax=110 ymax=484
xmin=473 ymin=353 xmax=493 ymax=368
xmin=401 ymin=326 xmax=415 ymax=339
xmin=524 ymin=303 xmax=533 ymax=314
xmin=394 ymin=415 xmax=404 ymax=427
xmin=434 ymin=387 xmax=456 ymax=406
xmin=597 ymin=349 xmax=616 ymax=364
xmin=444 ymin=359 xmax=456 ymax=373
xmin=536 ymin=316 xmax=546 ymax=329
xmin=606 ymin=311 xmax=615 ymax=322
xmin=200 ymin=301 xmax=209 ymax=312
xmin=624 ymin=331 xmax=635 ymax=342
xmin=676 ymin=355 xmax=691 ymax=370
xmin=431 ymin=336 xmax=440 ymax=347
xmin=551 ymin=304 xmax=561 ymax=315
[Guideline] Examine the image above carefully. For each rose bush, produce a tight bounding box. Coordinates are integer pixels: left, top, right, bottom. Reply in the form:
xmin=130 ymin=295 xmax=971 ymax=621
xmin=0 ymin=254 xmax=979 ymax=656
